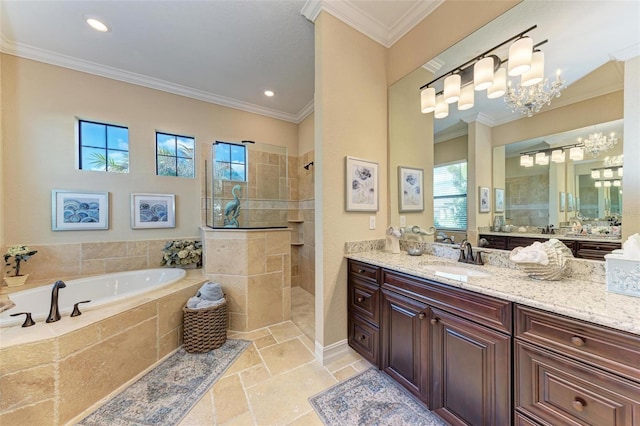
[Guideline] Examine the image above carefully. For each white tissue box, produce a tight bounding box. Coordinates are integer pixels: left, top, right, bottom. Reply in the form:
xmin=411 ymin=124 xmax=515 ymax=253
xmin=605 ymin=254 xmax=640 ymax=297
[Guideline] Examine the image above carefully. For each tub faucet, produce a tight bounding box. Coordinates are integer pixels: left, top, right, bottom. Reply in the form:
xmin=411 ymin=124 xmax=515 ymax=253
xmin=46 ymin=280 xmax=67 ymax=323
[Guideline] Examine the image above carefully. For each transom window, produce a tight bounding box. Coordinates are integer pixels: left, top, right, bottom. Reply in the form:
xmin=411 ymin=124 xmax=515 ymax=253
xmin=156 ymin=132 xmax=195 ymax=178
xmin=214 ymin=142 xmax=247 ymax=181
xmin=434 ymin=161 xmax=468 ymax=230
xmin=78 ymin=120 xmax=129 ymax=172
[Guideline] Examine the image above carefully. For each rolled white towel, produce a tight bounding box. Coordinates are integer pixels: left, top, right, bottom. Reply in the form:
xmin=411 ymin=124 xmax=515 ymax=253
xmin=197 ymin=282 xmax=224 ymax=301
xmin=195 ymin=297 xmax=226 ymax=309
xmin=186 ymin=296 xmax=201 ymax=309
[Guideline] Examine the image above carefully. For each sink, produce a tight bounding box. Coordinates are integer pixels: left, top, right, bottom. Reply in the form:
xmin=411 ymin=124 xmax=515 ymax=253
xmin=421 ymin=264 xmax=491 ymax=282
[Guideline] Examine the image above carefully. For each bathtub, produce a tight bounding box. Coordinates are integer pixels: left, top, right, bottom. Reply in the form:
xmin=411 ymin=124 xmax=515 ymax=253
xmin=0 ymin=268 xmax=186 ymax=328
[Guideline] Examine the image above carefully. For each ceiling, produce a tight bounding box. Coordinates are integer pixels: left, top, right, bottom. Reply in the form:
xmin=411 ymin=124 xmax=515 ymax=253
xmin=0 ymin=0 xmax=440 ymax=124
xmin=428 ymin=0 xmax=640 ymax=139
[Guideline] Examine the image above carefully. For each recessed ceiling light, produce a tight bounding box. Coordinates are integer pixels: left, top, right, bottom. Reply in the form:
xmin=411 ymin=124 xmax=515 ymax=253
xmin=264 ymin=90 xmax=275 ymax=97
xmin=86 ymin=18 xmax=110 ymax=32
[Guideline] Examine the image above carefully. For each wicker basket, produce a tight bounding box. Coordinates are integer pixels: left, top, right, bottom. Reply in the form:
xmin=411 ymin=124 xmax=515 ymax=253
xmin=511 ymin=239 xmax=574 ymax=281
xmin=183 ymin=300 xmax=227 ymax=353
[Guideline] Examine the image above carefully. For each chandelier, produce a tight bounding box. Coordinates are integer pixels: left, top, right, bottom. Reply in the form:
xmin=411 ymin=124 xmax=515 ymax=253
xmin=419 ymin=25 xmax=565 ymax=119
xmin=504 ymin=72 xmax=564 ymax=117
xmin=579 ymin=132 xmax=618 ymax=157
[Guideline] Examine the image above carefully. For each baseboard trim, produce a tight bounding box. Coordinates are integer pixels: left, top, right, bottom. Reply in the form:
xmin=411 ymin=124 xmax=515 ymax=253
xmin=314 ymin=338 xmax=349 ymax=366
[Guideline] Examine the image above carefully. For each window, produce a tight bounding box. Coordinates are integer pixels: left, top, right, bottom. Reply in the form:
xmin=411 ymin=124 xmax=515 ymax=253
xmin=79 ymin=120 xmax=129 ymax=172
xmin=156 ymin=132 xmax=195 ymax=178
xmin=434 ymin=161 xmax=467 ymax=230
xmin=214 ymin=142 xmax=246 ymax=181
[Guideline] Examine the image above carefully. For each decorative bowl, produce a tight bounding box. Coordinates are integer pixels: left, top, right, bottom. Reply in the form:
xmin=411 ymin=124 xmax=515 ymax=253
xmin=407 ymin=247 xmax=423 ymax=256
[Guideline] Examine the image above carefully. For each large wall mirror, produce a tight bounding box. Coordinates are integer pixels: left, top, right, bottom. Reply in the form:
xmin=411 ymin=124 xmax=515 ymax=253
xmin=389 ymin=0 xmax=638 ymax=238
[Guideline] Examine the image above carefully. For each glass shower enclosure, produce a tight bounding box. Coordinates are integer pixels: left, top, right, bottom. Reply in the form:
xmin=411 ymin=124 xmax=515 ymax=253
xmin=205 ymin=140 xmax=289 ymax=229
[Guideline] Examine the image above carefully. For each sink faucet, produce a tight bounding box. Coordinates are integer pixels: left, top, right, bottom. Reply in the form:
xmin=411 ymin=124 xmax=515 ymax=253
xmin=458 ymin=240 xmax=484 ymax=265
xmin=46 ymin=280 xmax=67 ymax=323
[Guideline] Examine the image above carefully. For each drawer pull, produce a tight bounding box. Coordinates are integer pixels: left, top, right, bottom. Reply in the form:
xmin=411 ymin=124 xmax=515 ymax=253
xmin=572 ymin=398 xmax=586 ymax=412
xmin=571 ymin=336 xmax=585 ymax=347
xmin=430 ymin=318 xmax=438 ymax=325
xmin=358 ymin=269 xmax=366 ymax=273
xmin=357 ymin=296 xmax=364 ymax=303
xmin=418 ymin=312 xmax=426 ymax=320
xmin=359 ymin=335 xmax=366 ymax=341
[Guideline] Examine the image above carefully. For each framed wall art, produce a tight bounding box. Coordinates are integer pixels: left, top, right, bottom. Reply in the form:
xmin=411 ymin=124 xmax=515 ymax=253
xmin=52 ymin=190 xmax=109 ymax=231
xmin=479 ymin=186 xmax=491 ymax=213
xmin=398 ymin=166 xmax=424 ymax=212
xmin=494 ymin=188 xmax=504 ymax=213
xmin=345 ymin=156 xmax=378 ymax=212
xmin=131 ymin=193 xmax=176 ymax=229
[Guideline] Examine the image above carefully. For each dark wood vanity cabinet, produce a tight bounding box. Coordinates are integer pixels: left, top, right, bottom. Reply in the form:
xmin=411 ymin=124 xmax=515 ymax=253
xmin=479 ymin=234 xmax=621 ymax=260
xmin=347 ymin=260 xmax=382 ymax=366
xmin=514 ymin=305 xmax=640 ymax=426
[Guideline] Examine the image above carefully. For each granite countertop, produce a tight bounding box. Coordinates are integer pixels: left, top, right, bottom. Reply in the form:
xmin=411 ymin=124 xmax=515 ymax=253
xmin=346 ymin=250 xmax=639 ymax=336
xmin=479 ymin=231 xmax=622 ymax=243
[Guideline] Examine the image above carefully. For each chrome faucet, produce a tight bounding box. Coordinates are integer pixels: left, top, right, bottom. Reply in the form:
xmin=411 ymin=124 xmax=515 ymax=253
xmin=46 ymin=280 xmax=67 ymax=323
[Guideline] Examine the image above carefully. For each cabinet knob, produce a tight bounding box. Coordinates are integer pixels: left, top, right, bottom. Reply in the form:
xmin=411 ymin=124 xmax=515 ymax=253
xmin=359 ymin=335 xmax=366 ymax=341
xmin=572 ymin=398 xmax=586 ymax=412
xmin=430 ymin=318 xmax=438 ymax=325
xmin=356 ymin=296 xmax=364 ymax=303
xmin=358 ymin=269 xmax=366 ymax=273
xmin=571 ymin=336 xmax=585 ymax=347
xmin=418 ymin=312 xmax=426 ymax=320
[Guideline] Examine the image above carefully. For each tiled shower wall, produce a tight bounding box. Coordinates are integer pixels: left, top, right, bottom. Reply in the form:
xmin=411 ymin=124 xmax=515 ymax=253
xmin=294 ymin=150 xmax=315 ymax=295
xmin=505 ymin=175 xmax=550 ymax=228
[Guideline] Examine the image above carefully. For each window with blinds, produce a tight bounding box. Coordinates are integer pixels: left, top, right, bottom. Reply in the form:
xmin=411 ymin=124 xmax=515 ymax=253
xmin=433 ymin=161 xmax=468 ymax=230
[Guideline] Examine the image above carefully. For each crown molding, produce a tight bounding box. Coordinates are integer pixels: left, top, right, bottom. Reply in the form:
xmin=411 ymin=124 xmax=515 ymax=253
xmin=1 ymin=38 xmax=311 ymax=124
xmin=302 ymin=0 xmax=442 ymax=48
xmin=434 ymin=122 xmax=468 ymax=144
xmin=463 ymin=112 xmax=496 ymax=127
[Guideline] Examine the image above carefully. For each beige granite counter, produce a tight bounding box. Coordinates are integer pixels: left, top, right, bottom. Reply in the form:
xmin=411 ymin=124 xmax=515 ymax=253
xmin=346 ymin=250 xmax=639 ymax=336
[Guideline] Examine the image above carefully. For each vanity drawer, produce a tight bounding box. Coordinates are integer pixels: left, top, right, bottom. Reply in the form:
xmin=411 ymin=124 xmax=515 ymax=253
xmin=506 ymin=236 xmax=548 ymax=251
xmin=348 ymin=278 xmax=380 ymax=325
xmin=515 ymin=341 xmax=640 ymax=426
xmin=515 ymin=305 xmax=640 ymax=381
xmin=575 ymin=240 xmax=621 ymax=260
xmin=348 ymin=313 xmax=380 ymax=366
xmin=382 ymin=269 xmax=512 ymax=334
xmin=479 ymin=234 xmax=508 ymax=249
xmin=348 ymin=260 xmax=380 ymax=284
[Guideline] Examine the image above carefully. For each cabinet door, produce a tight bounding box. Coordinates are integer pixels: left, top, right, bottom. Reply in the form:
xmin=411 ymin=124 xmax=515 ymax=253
xmin=430 ymin=308 xmax=512 ymax=426
xmin=381 ymin=289 xmax=430 ymax=404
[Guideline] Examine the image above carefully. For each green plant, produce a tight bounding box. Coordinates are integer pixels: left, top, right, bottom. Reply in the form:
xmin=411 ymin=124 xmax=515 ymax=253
xmin=4 ymin=245 xmax=38 ymax=277
xmin=161 ymin=240 xmax=202 ymax=267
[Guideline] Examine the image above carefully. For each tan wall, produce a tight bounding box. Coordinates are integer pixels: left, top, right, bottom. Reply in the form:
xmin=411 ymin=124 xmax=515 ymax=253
xmin=315 ymin=12 xmax=388 ymax=348
xmin=434 ymin=135 xmax=467 ymax=166
xmin=0 ymin=51 xmax=4 ymax=248
xmin=1 ymin=55 xmax=298 ymax=245
xmin=623 ymin=56 xmax=640 ymax=239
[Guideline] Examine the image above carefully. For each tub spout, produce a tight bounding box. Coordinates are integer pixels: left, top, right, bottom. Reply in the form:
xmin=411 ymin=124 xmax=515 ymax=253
xmin=46 ymin=280 xmax=67 ymax=323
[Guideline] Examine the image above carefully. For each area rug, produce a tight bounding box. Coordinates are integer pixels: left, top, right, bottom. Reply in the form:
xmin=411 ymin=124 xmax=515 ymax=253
xmin=78 ymin=339 xmax=251 ymax=426
xmin=309 ymin=368 xmax=447 ymax=426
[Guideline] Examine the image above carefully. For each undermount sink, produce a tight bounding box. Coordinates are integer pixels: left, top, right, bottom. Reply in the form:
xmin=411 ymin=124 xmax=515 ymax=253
xmin=421 ymin=264 xmax=491 ymax=282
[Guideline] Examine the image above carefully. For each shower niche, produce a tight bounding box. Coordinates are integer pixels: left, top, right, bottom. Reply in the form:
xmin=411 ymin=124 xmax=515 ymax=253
xmin=205 ymin=140 xmax=289 ymax=229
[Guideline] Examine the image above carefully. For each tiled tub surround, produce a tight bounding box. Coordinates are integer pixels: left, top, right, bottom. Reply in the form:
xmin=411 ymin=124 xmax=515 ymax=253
xmin=345 ymin=248 xmax=639 ymax=335
xmin=0 ymin=270 xmax=206 ymax=426
xmin=201 ymin=227 xmax=291 ymax=332
xmin=0 ymin=238 xmax=193 ymax=289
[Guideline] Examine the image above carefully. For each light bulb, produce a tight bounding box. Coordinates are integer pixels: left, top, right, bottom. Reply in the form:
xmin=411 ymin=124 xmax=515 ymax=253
xmin=487 ymin=68 xmax=507 ymax=99
xmin=420 ymin=87 xmax=436 ymax=113
xmin=591 ymin=170 xmax=601 ymax=179
xmin=434 ymin=95 xmax=449 ymax=119
xmin=474 ymin=57 xmax=494 ymax=91
xmin=443 ymin=74 xmax=461 ymax=104
xmin=508 ymin=37 xmax=533 ymax=76
xmin=521 ymin=51 xmax=544 ymax=86
xmin=535 ymin=152 xmax=549 ymax=165
xmin=603 ymin=169 xmax=614 ymax=178
xmin=551 ymin=149 xmax=565 ymax=163
xmin=457 ymin=84 xmax=475 ymax=110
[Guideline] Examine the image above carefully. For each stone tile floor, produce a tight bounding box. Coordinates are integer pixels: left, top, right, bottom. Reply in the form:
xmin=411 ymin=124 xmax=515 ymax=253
xmin=178 ymin=287 xmax=372 ymax=425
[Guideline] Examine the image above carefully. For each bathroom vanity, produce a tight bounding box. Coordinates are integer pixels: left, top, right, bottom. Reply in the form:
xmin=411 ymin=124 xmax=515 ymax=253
xmin=346 ymin=253 xmax=640 ymax=426
xmin=478 ymin=232 xmax=621 ymax=260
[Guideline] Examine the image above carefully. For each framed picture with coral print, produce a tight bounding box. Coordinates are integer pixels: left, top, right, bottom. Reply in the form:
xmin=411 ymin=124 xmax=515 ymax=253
xmin=131 ymin=193 xmax=176 ymax=229
xmin=494 ymin=188 xmax=504 ymax=213
xmin=398 ymin=166 xmax=424 ymax=212
xmin=52 ymin=190 xmax=109 ymax=231
xmin=479 ymin=186 xmax=491 ymax=213
xmin=345 ymin=156 xmax=378 ymax=211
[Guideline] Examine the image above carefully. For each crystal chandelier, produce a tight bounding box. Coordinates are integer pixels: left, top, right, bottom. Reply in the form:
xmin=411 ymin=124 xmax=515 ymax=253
xmin=504 ymin=73 xmax=564 ymax=117
xmin=579 ymin=132 xmax=618 ymax=157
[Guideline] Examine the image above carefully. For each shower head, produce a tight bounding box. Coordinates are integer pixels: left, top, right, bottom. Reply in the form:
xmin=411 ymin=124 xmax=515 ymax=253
xmin=303 ymin=161 xmax=314 ymax=170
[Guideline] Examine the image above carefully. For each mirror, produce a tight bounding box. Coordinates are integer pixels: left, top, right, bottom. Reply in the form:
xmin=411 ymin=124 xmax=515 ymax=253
xmin=389 ymin=0 xmax=638 ymax=237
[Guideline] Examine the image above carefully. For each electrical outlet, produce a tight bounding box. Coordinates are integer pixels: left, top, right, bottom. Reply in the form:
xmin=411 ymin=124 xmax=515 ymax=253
xmin=369 ymin=216 xmax=376 ymax=229
xmin=400 ymin=216 xmax=406 ymax=227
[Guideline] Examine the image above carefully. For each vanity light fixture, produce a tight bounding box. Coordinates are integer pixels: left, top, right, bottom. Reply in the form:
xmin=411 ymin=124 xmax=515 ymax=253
xmin=520 ymin=154 xmax=534 ymax=167
xmin=618 ymin=167 xmax=623 ymax=177
xmin=569 ymin=146 xmax=584 ymax=161
xmin=550 ymin=148 xmax=565 ymax=163
xmin=591 ymin=170 xmax=601 ymax=179
xmin=603 ymin=168 xmax=614 ymax=178
xmin=595 ymin=181 xmax=602 ymax=188
xmin=419 ymin=25 xmax=564 ymax=118
xmin=535 ymin=152 xmax=549 ymax=165
xmin=604 ymin=180 xmax=612 ymax=188
xmin=434 ymin=95 xmax=449 ymax=119
xmin=458 ymin=84 xmax=475 ymax=110
xmin=520 ymin=142 xmax=583 ymax=168
xmin=614 ymin=180 xmax=622 ymax=187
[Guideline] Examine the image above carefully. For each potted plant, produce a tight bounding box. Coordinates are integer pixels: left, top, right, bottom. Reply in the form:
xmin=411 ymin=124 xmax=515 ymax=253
xmin=3 ymin=245 xmax=38 ymax=287
xmin=161 ymin=240 xmax=202 ymax=268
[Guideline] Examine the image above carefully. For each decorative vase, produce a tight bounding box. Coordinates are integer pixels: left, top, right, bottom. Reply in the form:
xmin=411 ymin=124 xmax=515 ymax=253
xmin=4 ymin=274 xmax=29 ymax=287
